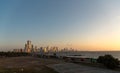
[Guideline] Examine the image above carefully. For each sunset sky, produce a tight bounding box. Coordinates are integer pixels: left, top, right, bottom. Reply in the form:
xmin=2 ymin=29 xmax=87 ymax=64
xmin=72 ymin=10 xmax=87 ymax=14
xmin=1 ymin=0 xmax=120 ymax=51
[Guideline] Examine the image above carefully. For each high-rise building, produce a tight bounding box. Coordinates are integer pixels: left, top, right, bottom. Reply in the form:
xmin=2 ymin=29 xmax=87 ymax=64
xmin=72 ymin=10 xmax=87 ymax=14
xmin=24 ymin=40 xmax=34 ymax=53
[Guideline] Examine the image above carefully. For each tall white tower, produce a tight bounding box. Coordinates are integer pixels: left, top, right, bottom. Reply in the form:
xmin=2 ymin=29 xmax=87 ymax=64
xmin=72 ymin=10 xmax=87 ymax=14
xmin=24 ymin=40 xmax=33 ymax=53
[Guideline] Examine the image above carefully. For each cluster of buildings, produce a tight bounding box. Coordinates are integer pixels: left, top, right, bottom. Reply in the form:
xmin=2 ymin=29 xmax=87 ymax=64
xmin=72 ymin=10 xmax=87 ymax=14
xmin=13 ymin=40 xmax=98 ymax=64
xmin=13 ymin=40 xmax=34 ymax=53
xmin=13 ymin=40 xmax=75 ymax=54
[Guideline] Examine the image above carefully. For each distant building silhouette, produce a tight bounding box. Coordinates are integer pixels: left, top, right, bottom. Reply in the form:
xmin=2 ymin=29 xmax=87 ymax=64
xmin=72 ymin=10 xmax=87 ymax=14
xmin=13 ymin=40 xmax=76 ymax=54
xmin=24 ymin=40 xmax=34 ymax=53
xmin=13 ymin=48 xmax=24 ymax=52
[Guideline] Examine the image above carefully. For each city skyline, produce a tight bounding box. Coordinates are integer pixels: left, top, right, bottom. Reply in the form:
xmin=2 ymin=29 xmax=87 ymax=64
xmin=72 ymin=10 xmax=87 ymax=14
xmin=1 ymin=0 xmax=120 ymax=51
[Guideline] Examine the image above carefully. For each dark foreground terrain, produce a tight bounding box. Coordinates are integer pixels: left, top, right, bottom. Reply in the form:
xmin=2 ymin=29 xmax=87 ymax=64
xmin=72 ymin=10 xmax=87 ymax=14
xmin=0 ymin=56 xmax=64 ymax=73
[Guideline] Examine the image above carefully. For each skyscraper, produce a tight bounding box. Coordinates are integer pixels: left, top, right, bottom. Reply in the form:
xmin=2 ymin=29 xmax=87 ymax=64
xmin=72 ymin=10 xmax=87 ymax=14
xmin=24 ymin=40 xmax=33 ymax=53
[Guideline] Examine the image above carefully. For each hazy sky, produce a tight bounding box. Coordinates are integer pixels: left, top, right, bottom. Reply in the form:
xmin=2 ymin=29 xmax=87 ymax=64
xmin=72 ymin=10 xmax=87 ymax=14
xmin=1 ymin=0 xmax=120 ymax=51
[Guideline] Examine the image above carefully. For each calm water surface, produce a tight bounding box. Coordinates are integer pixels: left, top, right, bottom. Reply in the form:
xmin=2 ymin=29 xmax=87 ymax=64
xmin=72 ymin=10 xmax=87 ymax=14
xmin=56 ymin=51 xmax=120 ymax=60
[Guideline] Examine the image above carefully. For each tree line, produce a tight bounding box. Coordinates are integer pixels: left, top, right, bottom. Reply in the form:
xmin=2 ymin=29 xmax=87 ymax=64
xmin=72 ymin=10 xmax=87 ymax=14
xmin=0 ymin=52 xmax=31 ymax=57
xmin=97 ymin=54 xmax=120 ymax=69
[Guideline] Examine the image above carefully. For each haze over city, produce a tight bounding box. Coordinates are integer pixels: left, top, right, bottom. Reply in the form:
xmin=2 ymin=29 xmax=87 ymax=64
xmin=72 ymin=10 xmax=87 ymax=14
xmin=1 ymin=0 xmax=120 ymax=51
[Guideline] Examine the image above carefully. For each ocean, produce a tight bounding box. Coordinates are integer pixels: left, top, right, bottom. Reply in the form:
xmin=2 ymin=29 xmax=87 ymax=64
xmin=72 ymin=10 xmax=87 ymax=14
xmin=56 ymin=51 xmax=120 ymax=60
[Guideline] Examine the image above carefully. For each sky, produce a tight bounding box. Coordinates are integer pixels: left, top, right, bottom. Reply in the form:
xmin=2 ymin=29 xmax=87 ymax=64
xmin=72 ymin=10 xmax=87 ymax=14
xmin=0 ymin=0 xmax=120 ymax=51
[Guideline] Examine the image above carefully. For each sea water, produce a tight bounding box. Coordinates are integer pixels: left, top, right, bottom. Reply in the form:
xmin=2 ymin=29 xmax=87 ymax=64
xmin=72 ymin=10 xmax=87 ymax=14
xmin=56 ymin=51 xmax=120 ymax=60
